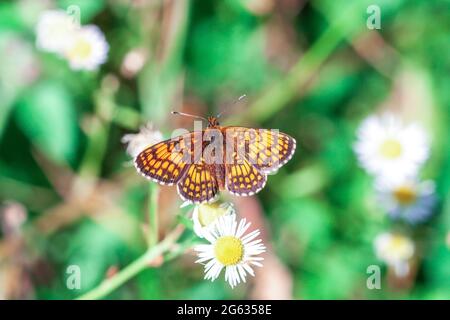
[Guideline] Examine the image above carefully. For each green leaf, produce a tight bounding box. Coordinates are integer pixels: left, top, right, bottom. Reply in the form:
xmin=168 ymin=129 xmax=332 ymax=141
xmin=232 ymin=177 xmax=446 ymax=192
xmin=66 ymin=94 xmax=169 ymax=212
xmin=15 ymin=80 xmax=78 ymax=164
xmin=177 ymin=213 xmax=194 ymax=230
xmin=66 ymin=219 xmax=130 ymax=296
xmin=0 ymin=2 xmax=25 ymax=31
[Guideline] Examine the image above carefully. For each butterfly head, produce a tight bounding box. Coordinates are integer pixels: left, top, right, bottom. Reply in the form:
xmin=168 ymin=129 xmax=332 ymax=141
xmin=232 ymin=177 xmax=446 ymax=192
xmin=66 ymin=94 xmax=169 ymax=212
xmin=207 ymin=116 xmax=220 ymax=128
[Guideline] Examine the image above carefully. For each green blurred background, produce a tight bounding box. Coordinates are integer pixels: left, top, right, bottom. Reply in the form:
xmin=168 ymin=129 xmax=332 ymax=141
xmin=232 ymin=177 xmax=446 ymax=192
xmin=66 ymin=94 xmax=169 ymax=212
xmin=0 ymin=0 xmax=449 ymax=299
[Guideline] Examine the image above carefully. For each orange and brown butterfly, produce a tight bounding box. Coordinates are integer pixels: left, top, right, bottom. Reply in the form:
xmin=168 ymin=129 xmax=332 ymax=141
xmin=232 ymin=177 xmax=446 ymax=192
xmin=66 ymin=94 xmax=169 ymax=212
xmin=134 ymin=112 xmax=296 ymax=204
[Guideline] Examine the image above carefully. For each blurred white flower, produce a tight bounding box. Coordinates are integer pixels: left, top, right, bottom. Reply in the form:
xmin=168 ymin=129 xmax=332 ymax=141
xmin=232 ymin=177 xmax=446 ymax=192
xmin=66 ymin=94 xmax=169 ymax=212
xmin=120 ymin=48 xmax=148 ymax=78
xmin=376 ymin=178 xmax=436 ymax=224
xmin=374 ymin=232 xmax=415 ymax=277
xmin=64 ymin=25 xmax=109 ymax=71
xmin=354 ymin=114 xmax=429 ymax=183
xmin=121 ymin=123 xmax=164 ymax=158
xmin=35 ymin=9 xmax=75 ymax=54
xmin=195 ymin=214 xmax=266 ymax=288
xmin=192 ymin=203 xmax=235 ymax=238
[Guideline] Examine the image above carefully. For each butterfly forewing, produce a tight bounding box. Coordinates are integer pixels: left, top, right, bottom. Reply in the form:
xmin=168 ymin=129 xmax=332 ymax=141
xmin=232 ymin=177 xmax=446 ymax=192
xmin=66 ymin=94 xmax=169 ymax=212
xmin=134 ymin=132 xmax=199 ymax=185
xmin=224 ymin=127 xmax=296 ymax=174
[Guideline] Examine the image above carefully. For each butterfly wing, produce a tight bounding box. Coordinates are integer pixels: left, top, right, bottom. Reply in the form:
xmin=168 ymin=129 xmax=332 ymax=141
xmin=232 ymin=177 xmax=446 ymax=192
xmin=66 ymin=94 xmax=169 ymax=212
xmin=177 ymin=162 xmax=219 ymax=203
xmin=225 ymin=159 xmax=267 ymax=196
xmin=134 ymin=132 xmax=201 ymax=185
xmin=223 ymin=127 xmax=296 ymax=174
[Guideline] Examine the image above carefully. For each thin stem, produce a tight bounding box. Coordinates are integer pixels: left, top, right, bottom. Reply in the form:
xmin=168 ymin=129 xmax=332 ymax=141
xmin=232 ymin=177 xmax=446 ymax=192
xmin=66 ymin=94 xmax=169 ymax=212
xmin=147 ymin=183 xmax=159 ymax=247
xmin=76 ymin=225 xmax=184 ymax=300
xmin=163 ymin=233 xmax=199 ymax=263
xmin=78 ymin=88 xmax=116 ymax=180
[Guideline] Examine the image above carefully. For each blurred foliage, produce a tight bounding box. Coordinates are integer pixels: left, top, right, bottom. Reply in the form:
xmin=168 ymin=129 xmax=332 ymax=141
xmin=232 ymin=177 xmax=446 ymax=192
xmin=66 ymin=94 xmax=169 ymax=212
xmin=0 ymin=0 xmax=449 ymax=299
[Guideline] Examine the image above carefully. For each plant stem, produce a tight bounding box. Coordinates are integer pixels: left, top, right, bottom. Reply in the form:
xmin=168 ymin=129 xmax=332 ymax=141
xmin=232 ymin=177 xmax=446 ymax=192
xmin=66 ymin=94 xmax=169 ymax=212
xmin=147 ymin=183 xmax=159 ymax=247
xmin=76 ymin=225 xmax=184 ymax=300
xmin=78 ymin=88 xmax=116 ymax=180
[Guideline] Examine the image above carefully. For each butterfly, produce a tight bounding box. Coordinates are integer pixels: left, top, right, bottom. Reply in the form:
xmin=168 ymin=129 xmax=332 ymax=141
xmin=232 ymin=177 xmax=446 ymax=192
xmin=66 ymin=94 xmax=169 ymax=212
xmin=134 ymin=113 xmax=296 ymax=204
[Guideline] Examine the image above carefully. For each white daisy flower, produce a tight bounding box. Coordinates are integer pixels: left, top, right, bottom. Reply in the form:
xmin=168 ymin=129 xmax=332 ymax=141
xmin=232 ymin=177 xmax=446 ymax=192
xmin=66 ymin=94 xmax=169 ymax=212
xmin=35 ymin=9 xmax=76 ymax=54
xmin=121 ymin=123 xmax=164 ymax=158
xmin=354 ymin=114 xmax=429 ymax=183
xmin=64 ymin=25 xmax=109 ymax=71
xmin=192 ymin=203 xmax=235 ymax=238
xmin=195 ymin=214 xmax=266 ymax=288
xmin=376 ymin=178 xmax=436 ymax=224
xmin=374 ymin=232 xmax=415 ymax=277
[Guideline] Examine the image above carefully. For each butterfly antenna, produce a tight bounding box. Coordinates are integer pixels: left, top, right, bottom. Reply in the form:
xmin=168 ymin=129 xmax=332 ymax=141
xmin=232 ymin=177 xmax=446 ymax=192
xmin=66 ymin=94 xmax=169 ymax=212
xmin=171 ymin=111 xmax=207 ymax=122
xmin=216 ymin=94 xmax=247 ymax=118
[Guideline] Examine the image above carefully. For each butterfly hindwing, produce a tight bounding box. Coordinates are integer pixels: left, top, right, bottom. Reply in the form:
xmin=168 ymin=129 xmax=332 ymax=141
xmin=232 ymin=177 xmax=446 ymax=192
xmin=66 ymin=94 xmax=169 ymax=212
xmin=225 ymin=159 xmax=267 ymax=196
xmin=177 ymin=162 xmax=219 ymax=203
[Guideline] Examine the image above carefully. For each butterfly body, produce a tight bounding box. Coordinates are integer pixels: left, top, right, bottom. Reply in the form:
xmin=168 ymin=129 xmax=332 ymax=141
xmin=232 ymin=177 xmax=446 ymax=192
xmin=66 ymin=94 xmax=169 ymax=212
xmin=135 ymin=117 xmax=296 ymax=203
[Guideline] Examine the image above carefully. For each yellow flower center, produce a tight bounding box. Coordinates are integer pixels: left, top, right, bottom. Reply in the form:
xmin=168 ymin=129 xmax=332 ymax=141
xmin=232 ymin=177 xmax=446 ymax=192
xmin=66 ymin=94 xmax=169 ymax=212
xmin=393 ymin=186 xmax=417 ymax=205
xmin=386 ymin=235 xmax=411 ymax=256
xmin=67 ymin=38 xmax=92 ymax=60
xmin=379 ymin=139 xmax=403 ymax=159
xmin=198 ymin=204 xmax=228 ymax=227
xmin=214 ymin=236 xmax=244 ymax=266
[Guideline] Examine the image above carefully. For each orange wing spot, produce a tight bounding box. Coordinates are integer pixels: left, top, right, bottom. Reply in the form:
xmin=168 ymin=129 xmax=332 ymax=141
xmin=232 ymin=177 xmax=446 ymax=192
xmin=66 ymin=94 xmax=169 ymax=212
xmin=168 ymin=164 xmax=175 ymax=172
xmin=162 ymin=162 xmax=169 ymax=169
xmin=145 ymin=166 xmax=150 ymax=171
xmin=149 ymin=159 xmax=156 ymax=166
xmin=189 ymin=184 xmax=195 ymax=191
xmin=245 ymin=177 xmax=250 ymax=183
xmin=185 ymin=178 xmax=190 ymax=185
xmin=156 ymin=169 xmax=163 ymax=176
xmin=240 ymin=183 xmax=245 ymax=188
xmin=174 ymin=169 xmax=179 ymax=176
xmin=195 ymin=186 xmax=200 ymax=192
xmin=250 ymin=173 xmax=255 ymax=180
